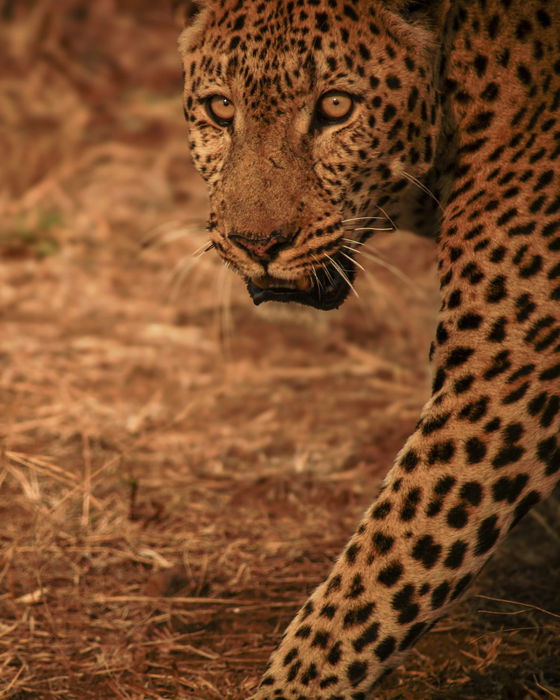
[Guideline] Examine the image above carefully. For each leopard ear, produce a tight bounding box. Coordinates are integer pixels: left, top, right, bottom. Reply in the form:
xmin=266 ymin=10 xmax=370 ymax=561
xmin=386 ymin=0 xmax=438 ymax=9
xmin=385 ymin=0 xmax=446 ymax=22
xmin=382 ymin=0 xmax=449 ymax=45
xmin=173 ymin=0 xmax=205 ymax=27
xmin=178 ymin=0 xmax=210 ymax=54
xmin=378 ymin=0 xmax=445 ymax=55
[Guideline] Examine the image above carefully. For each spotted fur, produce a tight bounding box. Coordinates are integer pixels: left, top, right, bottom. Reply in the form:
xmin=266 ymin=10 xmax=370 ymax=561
xmin=179 ymin=1 xmax=560 ymax=696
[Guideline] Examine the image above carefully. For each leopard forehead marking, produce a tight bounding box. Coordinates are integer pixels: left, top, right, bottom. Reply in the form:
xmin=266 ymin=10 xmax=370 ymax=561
xmin=180 ymin=0 xmax=560 ymax=697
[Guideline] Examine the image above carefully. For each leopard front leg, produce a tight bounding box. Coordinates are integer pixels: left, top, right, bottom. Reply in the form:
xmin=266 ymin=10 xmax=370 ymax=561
xmin=250 ymin=200 xmax=560 ymax=698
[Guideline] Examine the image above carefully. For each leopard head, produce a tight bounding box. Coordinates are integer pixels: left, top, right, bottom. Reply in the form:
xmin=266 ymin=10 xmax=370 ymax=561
xmin=180 ymin=0 xmax=440 ymax=310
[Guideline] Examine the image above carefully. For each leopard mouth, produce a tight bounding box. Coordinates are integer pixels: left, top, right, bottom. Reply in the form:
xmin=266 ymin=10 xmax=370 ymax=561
xmin=245 ymin=252 xmax=356 ymax=311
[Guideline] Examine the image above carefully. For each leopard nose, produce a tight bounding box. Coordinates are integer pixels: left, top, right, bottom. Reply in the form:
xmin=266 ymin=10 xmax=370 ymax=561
xmin=229 ymin=231 xmax=293 ymax=263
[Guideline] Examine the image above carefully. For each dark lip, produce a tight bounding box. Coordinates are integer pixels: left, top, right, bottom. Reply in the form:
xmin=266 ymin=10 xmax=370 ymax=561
xmin=245 ymin=251 xmax=356 ymax=311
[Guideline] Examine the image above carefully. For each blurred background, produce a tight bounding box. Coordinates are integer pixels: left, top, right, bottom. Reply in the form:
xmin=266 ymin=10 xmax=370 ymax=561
xmin=0 ymin=2 xmax=558 ymax=698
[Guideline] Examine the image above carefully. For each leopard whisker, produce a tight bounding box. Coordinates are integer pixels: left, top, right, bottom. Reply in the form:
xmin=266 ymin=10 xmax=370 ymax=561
xmin=325 ymin=253 xmax=359 ymax=299
xmin=167 ymin=252 xmax=208 ymax=301
xmin=340 ymin=249 xmax=366 ymax=273
xmin=350 ymin=226 xmax=395 ymax=232
xmin=141 ymin=221 xmax=207 ymax=250
xmin=309 ymin=257 xmax=325 ymax=293
xmin=313 ymin=253 xmax=335 ymax=287
xmin=165 ymin=241 xmax=217 ymax=300
xmin=341 ymin=216 xmax=388 ymax=223
xmin=342 ymin=237 xmax=369 ymax=247
xmin=400 ymin=169 xmax=443 ymax=211
xmin=216 ymin=262 xmax=234 ymax=354
xmin=344 ymin=243 xmax=418 ymax=291
xmin=193 ymin=241 xmax=216 ymax=257
xmin=374 ymin=203 xmax=397 ymax=231
xmin=340 ymin=247 xmax=391 ymax=300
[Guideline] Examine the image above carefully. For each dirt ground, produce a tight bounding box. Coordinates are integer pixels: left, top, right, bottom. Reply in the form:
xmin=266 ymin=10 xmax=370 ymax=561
xmin=0 ymin=3 xmax=559 ymax=699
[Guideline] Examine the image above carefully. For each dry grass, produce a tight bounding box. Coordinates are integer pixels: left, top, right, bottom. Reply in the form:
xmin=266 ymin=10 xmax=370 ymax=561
xmin=0 ymin=2 xmax=559 ymax=698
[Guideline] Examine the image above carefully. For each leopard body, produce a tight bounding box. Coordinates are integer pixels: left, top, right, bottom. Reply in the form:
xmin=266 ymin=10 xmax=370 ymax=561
xmin=180 ymin=1 xmax=560 ymax=696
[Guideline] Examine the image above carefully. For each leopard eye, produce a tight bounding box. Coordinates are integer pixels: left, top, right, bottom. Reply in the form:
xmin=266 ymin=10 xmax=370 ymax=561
xmin=205 ymin=95 xmax=235 ymax=126
xmin=316 ymin=91 xmax=354 ymax=124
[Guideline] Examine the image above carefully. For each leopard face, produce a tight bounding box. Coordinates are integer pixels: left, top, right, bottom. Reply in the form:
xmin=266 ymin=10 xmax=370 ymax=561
xmin=180 ymin=0 xmax=439 ymax=309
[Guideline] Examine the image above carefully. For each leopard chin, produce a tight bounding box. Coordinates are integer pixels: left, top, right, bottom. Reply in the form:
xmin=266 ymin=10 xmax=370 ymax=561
xmin=245 ymin=251 xmax=356 ymax=311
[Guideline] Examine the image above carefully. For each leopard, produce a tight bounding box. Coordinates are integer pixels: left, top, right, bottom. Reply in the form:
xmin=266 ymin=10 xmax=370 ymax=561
xmin=179 ymin=0 xmax=560 ymax=697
